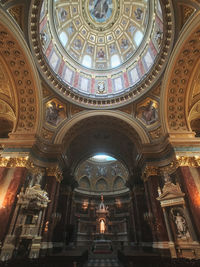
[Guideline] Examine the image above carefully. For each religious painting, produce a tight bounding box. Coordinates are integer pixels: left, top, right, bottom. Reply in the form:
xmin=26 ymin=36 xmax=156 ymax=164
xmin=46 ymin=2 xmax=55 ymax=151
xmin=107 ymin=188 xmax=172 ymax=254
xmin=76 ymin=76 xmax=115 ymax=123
xmin=109 ymin=43 xmax=116 ymax=54
xmin=136 ymin=98 xmax=158 ymax=126
xmin=134 ymin=7 xmax=143 ymax=21
xmin=97 ymin=81 xmax=106 ymax=94
xmin=74 ymin=38 xmax=82 ymax=50
xmin=120 ymin=38 xmax=129 ymax=50
xmin=45 ymin=99 xmax=66 ymax=126
xmin=59 ymin=8 xmax=68 ymax=21
xmin=97 ymin=48 xmax=105 ymax=59
xmin=89 ymin=0 xmax=113 ymax=23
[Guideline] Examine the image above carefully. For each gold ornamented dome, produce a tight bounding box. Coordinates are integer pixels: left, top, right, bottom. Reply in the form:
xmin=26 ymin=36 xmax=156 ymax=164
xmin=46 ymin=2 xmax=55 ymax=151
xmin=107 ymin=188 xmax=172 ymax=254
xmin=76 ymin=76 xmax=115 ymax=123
xmin=35 ymin=0 xmax=172 ymax=107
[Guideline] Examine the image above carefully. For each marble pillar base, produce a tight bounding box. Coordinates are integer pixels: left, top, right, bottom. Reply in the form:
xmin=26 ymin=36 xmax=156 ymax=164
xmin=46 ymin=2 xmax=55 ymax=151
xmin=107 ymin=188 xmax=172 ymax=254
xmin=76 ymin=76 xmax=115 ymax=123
xmin=176 ymin=241 xmax=200 ymax=259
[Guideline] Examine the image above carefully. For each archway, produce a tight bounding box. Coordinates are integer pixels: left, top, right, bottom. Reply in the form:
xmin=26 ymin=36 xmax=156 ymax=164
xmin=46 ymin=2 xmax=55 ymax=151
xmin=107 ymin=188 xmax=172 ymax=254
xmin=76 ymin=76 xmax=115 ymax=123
xmin=160 ymin=12 xmax=200 ymax=139
xmin=0 ymin=9 xmax=42 ymax=146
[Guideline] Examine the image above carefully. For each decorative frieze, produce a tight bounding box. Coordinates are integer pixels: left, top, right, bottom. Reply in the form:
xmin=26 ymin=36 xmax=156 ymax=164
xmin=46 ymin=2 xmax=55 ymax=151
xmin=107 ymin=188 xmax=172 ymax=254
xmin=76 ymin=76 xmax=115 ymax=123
xmin=0 ymin=156 xmax=31 ymax=168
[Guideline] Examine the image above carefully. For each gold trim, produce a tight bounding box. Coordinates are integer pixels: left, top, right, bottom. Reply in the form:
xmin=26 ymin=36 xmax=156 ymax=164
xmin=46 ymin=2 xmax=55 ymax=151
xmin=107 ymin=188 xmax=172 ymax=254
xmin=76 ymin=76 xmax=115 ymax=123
xmin=142 ymin=165 xmax=159 ymax=181
xmin=175 ymin=156 xmax=200 ymax=167
xmin=143 ymin=156 xmax=200 ymax=180
xmin=46 ymin=166 xmax=63 ymax=182
xmin=0 ymin=156 xmax=31 ymax=167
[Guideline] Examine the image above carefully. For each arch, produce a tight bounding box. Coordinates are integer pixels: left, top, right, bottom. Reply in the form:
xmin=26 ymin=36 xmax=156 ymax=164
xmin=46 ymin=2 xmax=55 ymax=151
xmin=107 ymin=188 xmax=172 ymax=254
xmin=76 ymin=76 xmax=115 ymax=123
xmin=79 ymin=176 xmax=90 ymax=190
xmin=96 ymin=178 xmax=108 ymax=192
xmin=0 ymin=99 xmax=15 ymax=138
xmin=54 ymin=110 xmax=150 ymax=145
xmin=160 ymin=12 xmax=200 ymax=138
xmin=0 ymin=9 xmax=42 ymax=145
xmin=113 ymin=176 xmax=125 ymax=191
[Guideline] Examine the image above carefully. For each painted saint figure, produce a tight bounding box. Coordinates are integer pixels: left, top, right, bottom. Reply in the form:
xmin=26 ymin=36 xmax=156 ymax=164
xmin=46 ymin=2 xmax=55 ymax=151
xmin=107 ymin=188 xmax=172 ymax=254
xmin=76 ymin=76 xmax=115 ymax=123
xmin=92 ymin=0 xmax=109 ymax=19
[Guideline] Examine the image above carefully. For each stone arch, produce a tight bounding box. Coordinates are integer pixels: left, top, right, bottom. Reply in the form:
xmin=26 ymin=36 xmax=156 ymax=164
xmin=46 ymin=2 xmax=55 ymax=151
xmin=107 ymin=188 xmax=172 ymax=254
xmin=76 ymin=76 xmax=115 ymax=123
xmin=113 ymin=176 xmax=125 ymax=191
xmin=55 ymin=113 xmax=146 ymax=174
xmin=79 ymin=176 xmax=90 ymax=190
xmin=0 ymin=9 xmax=42 ymax=145
xmin=54 ymin=110 xmax=150 ymax=145
xmin=0 ymin=99 xmax=15 ymax=138
xmin=96 ymin=178 xmax=108 ymax=192
xmin=160 ymin=13 xmax=200 ymax=139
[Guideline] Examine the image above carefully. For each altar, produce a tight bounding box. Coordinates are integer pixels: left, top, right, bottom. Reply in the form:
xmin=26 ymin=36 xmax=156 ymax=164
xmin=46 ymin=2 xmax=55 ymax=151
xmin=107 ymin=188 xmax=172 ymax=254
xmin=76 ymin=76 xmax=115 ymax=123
xmin=76 ymin=195 xmax=128 ymax=247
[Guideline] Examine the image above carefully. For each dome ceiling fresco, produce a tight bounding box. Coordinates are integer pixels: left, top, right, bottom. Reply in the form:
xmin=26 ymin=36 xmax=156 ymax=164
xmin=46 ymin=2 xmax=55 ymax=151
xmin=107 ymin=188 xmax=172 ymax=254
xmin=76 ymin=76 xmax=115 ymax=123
xmin=75 ymin=155 xmax=129 ymax=194
xmin=37 ymin=0 xmax=167 ymax=106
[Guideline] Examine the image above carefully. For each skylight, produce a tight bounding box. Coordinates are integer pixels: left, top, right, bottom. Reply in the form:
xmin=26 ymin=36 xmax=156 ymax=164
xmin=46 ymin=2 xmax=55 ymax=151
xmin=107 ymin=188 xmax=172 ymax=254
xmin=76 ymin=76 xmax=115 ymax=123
xmin=91 ymin=154 xmax=116 ymax=162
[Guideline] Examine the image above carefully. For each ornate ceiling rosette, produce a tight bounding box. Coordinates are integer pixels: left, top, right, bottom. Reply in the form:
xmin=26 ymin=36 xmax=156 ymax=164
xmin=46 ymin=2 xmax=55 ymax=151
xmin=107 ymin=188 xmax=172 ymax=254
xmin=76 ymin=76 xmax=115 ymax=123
xmin=30 ymin=0 xmax=174 ymax=108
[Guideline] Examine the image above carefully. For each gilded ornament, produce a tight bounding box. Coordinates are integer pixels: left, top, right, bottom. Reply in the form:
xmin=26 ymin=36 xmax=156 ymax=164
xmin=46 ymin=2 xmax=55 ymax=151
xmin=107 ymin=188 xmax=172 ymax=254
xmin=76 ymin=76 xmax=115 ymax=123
xmin=142 ymin=165 xmax=159 ymax=180
xmin=46 ymin=166 xmax=63 ymax=182
xmin=175 ymin=156 xmax=200 ymax=167
xmin=0 ymin=157 xmax=30 ymax=168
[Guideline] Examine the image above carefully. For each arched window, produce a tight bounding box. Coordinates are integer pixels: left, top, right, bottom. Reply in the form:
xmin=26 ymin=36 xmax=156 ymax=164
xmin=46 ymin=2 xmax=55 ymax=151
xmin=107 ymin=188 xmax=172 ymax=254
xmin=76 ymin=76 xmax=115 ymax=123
xmin=0 ymin=118 xmax=13 ymax=138
xmin=111 ymin=55 xmax=120 ymax=68
xmin=134 ymin=30 xmax=143 ymax=47
xmin=82 ymin=55 xmax=92 ymax=68
xmin=59 ymin=31 xmax=68 ymax=47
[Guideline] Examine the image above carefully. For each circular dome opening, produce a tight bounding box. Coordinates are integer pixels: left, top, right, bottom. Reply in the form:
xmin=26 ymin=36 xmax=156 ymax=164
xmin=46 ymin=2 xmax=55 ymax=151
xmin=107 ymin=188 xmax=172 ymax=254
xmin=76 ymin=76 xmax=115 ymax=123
xmin=91 ymin=153 xmax=117 ymax=162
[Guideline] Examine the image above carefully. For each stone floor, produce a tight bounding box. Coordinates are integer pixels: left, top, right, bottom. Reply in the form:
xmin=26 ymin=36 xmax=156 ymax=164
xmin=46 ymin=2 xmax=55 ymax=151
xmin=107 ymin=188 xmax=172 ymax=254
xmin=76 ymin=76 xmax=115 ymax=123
xmin=85 ymin=258 xmax=122 ymax=267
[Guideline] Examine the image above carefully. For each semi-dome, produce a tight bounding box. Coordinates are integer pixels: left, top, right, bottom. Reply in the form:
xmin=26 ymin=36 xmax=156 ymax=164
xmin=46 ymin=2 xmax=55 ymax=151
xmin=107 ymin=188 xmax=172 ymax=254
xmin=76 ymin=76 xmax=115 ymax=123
xmin=75 ymin=155 xmax=129 ymax=195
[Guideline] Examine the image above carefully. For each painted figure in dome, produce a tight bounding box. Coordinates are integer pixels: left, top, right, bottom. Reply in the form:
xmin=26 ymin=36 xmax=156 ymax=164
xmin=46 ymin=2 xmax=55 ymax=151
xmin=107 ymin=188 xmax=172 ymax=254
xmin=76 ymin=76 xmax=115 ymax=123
xmin=97 ymin=48 xmax=105 ymax=59
xmin=92 ymin=0 xmax=109 ymax=19
xmin=46 ymin=101 xmax=64 ymax=125
xmin=134 ymin=7 xmax=143 ymax=21
xmin=121 ymin=39 xmax=129 ymax=50
xmin=60 ymin=8 xmax=67 ymax=21
xmin=138 ymin=100 xmax=158 ymax=125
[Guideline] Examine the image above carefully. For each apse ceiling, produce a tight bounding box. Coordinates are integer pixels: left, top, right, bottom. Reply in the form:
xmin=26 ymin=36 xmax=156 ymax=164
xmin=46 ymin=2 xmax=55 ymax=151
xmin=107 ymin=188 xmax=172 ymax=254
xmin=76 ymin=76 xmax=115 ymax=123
xmin=32 ymin=0 xmax=173 ymax=107
xmin=75 ymin=155 xmax=129 ymax=194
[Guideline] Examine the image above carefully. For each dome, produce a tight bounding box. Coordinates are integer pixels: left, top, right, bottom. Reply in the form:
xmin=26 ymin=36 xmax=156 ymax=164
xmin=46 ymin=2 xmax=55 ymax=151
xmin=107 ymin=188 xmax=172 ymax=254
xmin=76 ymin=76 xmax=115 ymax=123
xmin=34 ymin=0 xmax=172 ymax=107
xmin=75 ymin=155 xmax=129 ymax=195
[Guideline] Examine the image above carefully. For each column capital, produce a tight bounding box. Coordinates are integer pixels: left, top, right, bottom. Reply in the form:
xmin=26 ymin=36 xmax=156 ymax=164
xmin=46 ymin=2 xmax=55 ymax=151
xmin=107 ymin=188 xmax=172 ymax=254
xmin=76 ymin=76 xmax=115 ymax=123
xmin=46 ymin=166 xmax=63 ymax=182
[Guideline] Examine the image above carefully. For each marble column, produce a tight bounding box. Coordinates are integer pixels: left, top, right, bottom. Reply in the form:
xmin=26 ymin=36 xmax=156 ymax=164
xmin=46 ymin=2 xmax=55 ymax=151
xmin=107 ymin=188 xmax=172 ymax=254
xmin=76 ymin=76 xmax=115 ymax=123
xmin=0 ymin=167 xmax=27 ymax=242
xmin=42 ymin=175 xmax=59 ymax=243
xmin=179 ymin=166 xmax=200 ymax=239
xmin=147 ymin=175 xmax=168 ymax=242
xmin=132 ymin=184 xmax=151 ymax=244
xmin=162 ymin=207 xmax=177 ymax=258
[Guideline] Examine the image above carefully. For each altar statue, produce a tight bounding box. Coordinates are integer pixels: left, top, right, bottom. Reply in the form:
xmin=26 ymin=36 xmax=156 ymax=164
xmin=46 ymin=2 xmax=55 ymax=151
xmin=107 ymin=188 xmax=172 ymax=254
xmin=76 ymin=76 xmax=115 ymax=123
xmin=100 ymin=219 xmax=105 ymax=233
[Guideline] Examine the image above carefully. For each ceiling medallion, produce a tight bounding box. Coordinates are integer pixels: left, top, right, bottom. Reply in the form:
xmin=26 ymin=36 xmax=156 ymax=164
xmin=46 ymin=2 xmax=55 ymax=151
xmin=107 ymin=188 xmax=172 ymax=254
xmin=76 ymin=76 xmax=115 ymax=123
xmin=30 ymin=0 xmax=174 ymax=108
xmin=82 ymin=0 xmax=119 ymax=32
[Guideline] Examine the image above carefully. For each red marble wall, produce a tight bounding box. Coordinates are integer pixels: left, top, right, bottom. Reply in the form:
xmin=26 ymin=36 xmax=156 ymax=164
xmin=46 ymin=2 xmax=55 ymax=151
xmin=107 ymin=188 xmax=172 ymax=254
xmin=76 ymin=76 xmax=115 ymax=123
xmin=42 ymin=176 xmax=60 ymax=242
xmin=0 ymin=167 xmax=7 ymax=185
xmin=179 ymin=166 xmax=200 ymax=238
xmin=147 ymin=175 xmax=168 ymax=242
xmin=0 ymin=167 xmax=27 ymax=241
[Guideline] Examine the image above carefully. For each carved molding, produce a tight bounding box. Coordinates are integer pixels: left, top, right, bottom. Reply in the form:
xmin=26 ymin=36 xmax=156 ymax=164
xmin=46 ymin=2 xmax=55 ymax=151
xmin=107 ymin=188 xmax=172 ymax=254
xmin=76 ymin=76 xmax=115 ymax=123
xmin=175 ymin=155 xmax=200 ymax=167
xmin=0 ymin=156 xmax=31 ymax=167
xmin=143 ymin=155 xmax=200 ymax=180
xmin=8 ymin=5 xmax=24 ymax=31
xmin=142 ymin=165 xmax=159 ymax=181
xmin=46 ymin=166 xmax=63 ymax=182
